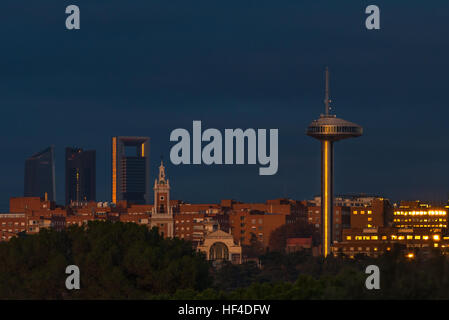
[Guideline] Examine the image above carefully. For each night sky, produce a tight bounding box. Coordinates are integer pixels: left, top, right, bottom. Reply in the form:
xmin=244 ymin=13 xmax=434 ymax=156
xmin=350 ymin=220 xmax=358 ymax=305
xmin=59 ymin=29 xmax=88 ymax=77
xmin=1 ymin=0 xmax=449 ymax=210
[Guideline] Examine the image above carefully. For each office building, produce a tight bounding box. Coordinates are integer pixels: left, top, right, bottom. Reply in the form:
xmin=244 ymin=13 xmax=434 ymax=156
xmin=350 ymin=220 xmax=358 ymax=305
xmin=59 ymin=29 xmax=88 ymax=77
xmin=112 ymin=136 xmax=150 ymax=204
xmin=24 ymin=146 xmax=56 ymax=201
xmin=65 ymin=147 xmax=96 ymax=205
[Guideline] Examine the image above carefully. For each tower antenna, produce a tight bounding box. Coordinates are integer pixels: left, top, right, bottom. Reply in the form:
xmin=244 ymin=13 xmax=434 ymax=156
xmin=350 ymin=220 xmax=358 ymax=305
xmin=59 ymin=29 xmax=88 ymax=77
xmin=324 ymin=67 xmax=330 ymax=115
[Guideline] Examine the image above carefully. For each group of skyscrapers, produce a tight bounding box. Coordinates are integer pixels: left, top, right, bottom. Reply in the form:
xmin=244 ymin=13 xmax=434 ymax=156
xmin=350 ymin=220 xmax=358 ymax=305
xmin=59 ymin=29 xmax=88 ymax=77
xmin=23 ymin=137 xmax=150 ymax=206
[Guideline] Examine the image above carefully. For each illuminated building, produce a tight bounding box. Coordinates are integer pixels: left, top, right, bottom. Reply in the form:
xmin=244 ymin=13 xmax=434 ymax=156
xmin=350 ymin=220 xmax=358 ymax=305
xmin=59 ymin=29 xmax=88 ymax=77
xmin=306 ymin=68 xmax=363 ymax=256
xmin=351 ymin=198 xmax=392 ymax=229
xmin=24 ymin=146 xmax=56 ymax=201
xmin=332 ymin=226 xmax=449 ymax=258
xmin=393 ymin=201 xmax=447 ymax=232
xmin=112 ymin=136 xmax=150 ymax=204
xmin=65 ymin=147 xmax=96 ymax=205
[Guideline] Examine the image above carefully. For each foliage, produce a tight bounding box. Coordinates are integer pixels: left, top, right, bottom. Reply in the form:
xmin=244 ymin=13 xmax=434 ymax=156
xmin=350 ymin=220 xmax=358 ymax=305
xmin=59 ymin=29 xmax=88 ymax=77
xmin=3 ymin=221 xmax=449 ymax=299
xmin=0 ymin=221 xmax=211 ymax=299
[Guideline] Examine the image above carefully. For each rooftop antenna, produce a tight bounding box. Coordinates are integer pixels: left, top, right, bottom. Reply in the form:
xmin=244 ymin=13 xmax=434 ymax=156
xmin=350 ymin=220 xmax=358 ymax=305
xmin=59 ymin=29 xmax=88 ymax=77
xmin=324 ymin=67 xmax=331 ymax=115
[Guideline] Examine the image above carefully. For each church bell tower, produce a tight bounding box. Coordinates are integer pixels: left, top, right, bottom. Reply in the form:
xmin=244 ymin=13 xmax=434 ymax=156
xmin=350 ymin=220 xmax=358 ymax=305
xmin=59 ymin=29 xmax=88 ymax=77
xmin=151 ymin=161 xmax=174 ymax=237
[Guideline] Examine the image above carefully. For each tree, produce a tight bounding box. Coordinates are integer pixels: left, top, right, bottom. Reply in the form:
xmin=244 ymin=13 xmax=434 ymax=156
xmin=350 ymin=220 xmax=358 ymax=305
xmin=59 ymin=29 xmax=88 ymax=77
xmin=0 ymin=221 xmax=211 ymax=299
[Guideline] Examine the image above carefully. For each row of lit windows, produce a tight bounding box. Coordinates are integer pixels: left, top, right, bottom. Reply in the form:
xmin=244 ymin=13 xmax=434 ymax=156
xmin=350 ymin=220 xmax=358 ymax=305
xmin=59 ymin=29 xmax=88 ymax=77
xmin=175 ymin=220 xmax=191 ymax=224
xmin=342 ymin=244 xmax=441 ymax=252
xmin=1 ymin=222 xmax=26 ymax=226
xmin=0 ymin=229 xmax=23 ymax=233
xmin=394 ymin=218 xmax=446 ymax=222
xmin=353 ymin=210 xmax=372 ymax=215
xmin=394 ymin=211 xmax=447 ymax=216
xmin=343 ymin=247 xmax=380 ymax=252
xmin=346 ymin=234 xmax=440 ymax=241
xmin=395 ymin=224 xmax=446 ymax=228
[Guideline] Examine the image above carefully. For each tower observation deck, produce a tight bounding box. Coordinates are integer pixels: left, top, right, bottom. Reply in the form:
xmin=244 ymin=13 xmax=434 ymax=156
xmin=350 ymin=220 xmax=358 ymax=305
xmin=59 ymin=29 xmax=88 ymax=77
xmin=306 ymin=67 xmax=363 ymax=257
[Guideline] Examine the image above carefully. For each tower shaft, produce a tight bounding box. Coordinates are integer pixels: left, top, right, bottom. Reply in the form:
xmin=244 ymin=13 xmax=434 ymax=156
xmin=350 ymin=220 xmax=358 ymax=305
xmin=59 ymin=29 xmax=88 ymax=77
xmin=306 ymin=68 xmax=363 ymax=257
xmin=321 ymin=140 xmax=333 ymax=257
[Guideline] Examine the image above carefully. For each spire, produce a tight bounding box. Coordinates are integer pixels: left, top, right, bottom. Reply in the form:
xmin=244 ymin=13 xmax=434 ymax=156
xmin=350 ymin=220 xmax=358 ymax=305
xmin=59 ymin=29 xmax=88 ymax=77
xmin=159 ymin=159 xmax=165 ymax=181
xmin=324 ymin=67 xmax=331 ymax=115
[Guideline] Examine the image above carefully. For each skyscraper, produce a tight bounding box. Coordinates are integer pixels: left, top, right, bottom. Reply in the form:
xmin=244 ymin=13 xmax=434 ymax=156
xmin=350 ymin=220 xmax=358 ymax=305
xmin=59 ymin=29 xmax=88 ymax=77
xmin=306 ymin=68 xmax=363 ymax=257
xmin=24 ymin=146 xmax=56 ymax=201
xmin=112 ymin=136 xmax=150 ymax=204
xmin=65 ymin=147 xmax=96 ymax=205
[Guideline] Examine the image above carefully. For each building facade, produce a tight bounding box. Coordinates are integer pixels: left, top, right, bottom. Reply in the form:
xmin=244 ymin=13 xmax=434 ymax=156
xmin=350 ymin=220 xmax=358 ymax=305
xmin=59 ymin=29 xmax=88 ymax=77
xmin=112 ymin=136 xmax=150 ymax=204
xmin=150 ymin=161 xmax=174 ymax=237
xmin=308 ymin=205 xmax=351 ymax=242
xmin=197 ymin=229 xmax=242 ymax=264
xmin=24 ymin=146 xmax=56 ymax=201
xmin=65 ymin=147 xmax=96 ymax=205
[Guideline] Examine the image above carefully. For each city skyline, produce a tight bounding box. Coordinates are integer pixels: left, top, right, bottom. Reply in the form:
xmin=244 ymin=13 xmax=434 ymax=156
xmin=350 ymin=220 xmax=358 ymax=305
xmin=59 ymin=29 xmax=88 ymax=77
xmin=1 ymin=1 xmax=449 ymax=210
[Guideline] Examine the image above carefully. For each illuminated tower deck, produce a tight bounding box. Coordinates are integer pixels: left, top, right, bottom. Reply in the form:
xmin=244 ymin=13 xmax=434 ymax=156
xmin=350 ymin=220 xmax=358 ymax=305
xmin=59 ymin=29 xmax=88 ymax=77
xmin=306 ymin=68 xmax=363 ymax=257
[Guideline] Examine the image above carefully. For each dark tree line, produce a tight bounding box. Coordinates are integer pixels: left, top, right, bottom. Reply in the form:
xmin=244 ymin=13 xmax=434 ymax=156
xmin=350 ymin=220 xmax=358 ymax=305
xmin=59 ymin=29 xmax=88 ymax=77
xmin=2 ymin=221 xmax=449 ymax=299
xmin=166 ymin=247 xmax=449 ymax=299
xmin=0 ymin=221 xmax=210 ymax=299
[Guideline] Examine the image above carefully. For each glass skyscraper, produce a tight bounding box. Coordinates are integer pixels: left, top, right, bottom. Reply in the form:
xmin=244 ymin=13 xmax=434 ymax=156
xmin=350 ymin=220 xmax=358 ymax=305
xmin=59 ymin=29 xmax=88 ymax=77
xmin=65 ymin=147 xmax=96 ymax=205
xmin=24 ymin=146 xmax=56 ymax=201
xmin=112 ymin=136 xmax=150 ymax=204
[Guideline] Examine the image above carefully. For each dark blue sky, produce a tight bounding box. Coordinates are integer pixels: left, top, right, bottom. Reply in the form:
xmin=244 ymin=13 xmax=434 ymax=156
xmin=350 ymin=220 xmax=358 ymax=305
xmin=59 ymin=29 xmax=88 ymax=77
xmin=1 ymin=0 xmax=449 ymax=210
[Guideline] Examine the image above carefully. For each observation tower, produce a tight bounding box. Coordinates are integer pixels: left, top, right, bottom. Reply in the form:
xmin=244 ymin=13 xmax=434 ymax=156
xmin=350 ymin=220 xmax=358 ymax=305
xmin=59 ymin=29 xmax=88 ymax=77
xmin=306 ymin=68 xmax=363 ymax=257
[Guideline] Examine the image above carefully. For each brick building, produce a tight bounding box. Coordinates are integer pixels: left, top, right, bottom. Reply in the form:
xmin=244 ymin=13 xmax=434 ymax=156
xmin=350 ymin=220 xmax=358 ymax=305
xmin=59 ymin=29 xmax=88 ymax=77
xmin=308 ymin=205 xmax=350 ymax=242
xmin=229 ymin=209 xmax=286 ymax=248
xmin=350 ymin=198 xmax=392 ymax=229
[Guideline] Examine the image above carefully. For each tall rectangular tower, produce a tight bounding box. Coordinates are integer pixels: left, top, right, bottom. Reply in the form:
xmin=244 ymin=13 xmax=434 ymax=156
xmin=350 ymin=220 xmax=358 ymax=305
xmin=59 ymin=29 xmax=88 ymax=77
xmin=24 ymin=146 xmax=56 ymax=201
xmin=112 ymin=136 xmax=150 ymax=204
xmin=65 ymin=147 xmax=96 ymax=205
